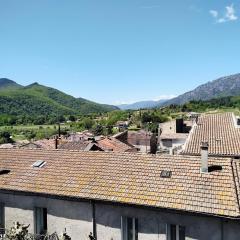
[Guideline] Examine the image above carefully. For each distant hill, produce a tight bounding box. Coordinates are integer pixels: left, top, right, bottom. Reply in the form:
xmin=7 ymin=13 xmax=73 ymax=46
xmin=162 ymin=73 xmax=240 ymax=106
xmin=0 ymin=78 xmax=22 ymax=91
xmin=0 ymin=78 xmax=118 ymax=117
xmin=118 ymin=100 xmax=166 ymax=110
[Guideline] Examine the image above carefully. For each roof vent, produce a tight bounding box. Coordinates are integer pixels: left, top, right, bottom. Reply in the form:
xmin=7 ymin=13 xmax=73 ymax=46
xmin=160 ymin=170 xmax=172 ymax=178
xmin=0 ymin=169 xmax=11 ymax=175
xmin=32 ymin=160 xmax=46 ymax=168
xmin=208 ymin=165 xmax=222 ymax=172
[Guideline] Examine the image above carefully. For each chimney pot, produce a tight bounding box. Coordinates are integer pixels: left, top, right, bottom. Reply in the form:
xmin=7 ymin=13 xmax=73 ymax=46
xmin=200 ymin=141 xmax=209 ymax=173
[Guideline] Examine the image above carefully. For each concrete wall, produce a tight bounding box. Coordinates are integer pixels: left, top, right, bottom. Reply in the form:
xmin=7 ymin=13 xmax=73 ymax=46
xmin=159 ymin=121 xmax=176 ymax=135
xmin=95 ymin=203 xmax=225 ymax=240
xmin=160 ymin=139 xmax=186 ymax=154
xmin=0 ymin=192 xmax=240 ymax=240
xmin=0 ymin=192 xmax=92 ymax=240
xmin=133 ymin=144 xmax=149 ymax=153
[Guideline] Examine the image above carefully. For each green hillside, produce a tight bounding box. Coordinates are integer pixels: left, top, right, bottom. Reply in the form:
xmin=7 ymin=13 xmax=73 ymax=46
xmin=0 ymin=79 xmax=118 ymax=125
xmin=180 ymin=96 xmax=240 ymax=113
xmin=160 ymin=96 xmax=240 ymax=116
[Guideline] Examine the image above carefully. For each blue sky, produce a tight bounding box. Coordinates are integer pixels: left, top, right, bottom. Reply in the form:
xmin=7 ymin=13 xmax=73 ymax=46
xmin=0 ymin=0 xmax=240 ymax=105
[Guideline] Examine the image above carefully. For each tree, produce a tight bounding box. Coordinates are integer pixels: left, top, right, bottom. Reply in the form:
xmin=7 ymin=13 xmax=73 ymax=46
xmin=69 ymin=115 xmax=76 ymax=122
xmin=141 ymin=112 xmax=152 ymax=124
xmin=82 ymin=118 xmax=94 ymax=130
xmin=150 ymin=134 xmax=157 ymax=154
xmin=93 ymin=124 xmax=104 ymax=136
xmin=59 ymin=115 xmax=66 ymax=123
xmin=106 ymin=125 xmax=113 ymax=135
xmin=0 ymin=131 xmax=13 ymax=144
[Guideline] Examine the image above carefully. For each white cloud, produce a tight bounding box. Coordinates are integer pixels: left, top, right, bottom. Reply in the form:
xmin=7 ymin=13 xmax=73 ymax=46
xmin=209 ymin=10 xmax=218 ymax=18
xmin=217 ymin=18 xmax=226 ymax=23
xmin=114 ymin=100 xmax=135 ymax=105
xmin=153 ymin=94 xmax=177 ymax=101
xmin=114 ymin=94 xmax=176 ymax=105
xmin=225 ymin=4 xmax=238 ymax=21
xmin=210 ymin=4 xmax=238 ymax=23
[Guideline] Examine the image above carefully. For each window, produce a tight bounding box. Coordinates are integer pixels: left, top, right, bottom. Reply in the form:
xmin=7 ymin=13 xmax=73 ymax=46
xmin=34 ymin=207 xmax=47 ymax=235
xmin=0 ymin=203 xmax=4 ymax=229
xmin=121 ymin=216 xmax=138 ymax=240
xmin=167 ymin=224 xmax=185 ymax=240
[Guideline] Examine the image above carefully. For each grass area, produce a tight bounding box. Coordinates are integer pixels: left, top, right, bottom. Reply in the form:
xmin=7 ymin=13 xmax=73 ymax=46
xmin=12 ymin=134 xmax=27 ymax=141
xmin=204 ymin=108 xmax=240 ymax=115
xmin=128 ymin=126 xmax=141 ymax=131
xmin=0 ymin=124 xmax=69 ymax=131
xmin=0 ymin=124 xmax=71 ymax=142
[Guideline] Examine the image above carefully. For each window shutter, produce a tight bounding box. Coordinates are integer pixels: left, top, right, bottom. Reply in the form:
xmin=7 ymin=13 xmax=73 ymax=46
xmin=179 ymin=226 xmax=185 ymax=240
xmin=0 ymin=203 xmax=4 ymax=229
xmin=134 ymin=218 xmax=138 ymax=240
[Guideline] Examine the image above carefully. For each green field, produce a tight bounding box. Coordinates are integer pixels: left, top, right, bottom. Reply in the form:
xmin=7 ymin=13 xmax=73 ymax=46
xmin=0 ymin=124 xmax=69 ymax=131
xmin=0 ymin=124 xmax=71 ymax=142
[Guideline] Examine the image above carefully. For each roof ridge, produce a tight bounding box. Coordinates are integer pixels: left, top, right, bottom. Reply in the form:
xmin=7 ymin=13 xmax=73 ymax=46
xmin=0 ymin=147 xmax=149 ymax=156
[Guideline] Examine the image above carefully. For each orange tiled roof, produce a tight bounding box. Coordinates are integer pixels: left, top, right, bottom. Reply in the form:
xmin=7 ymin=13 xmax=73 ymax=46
xmin=20 ymin=139 xmax=56 ymax=150
xmin=160 ymin=133 xmax=189 ymax=140
xmin=127 ymin=130 xmax=152 ymax=146
xmin=182 ymin=113 xmax=240 ymax=156
xmin=0 ymin=149 xmax=239 ymax=218
xmin=97 ymin=137 xmax=137 ymax=152
xmin=58 ymin=141 xmax=92 ymax=151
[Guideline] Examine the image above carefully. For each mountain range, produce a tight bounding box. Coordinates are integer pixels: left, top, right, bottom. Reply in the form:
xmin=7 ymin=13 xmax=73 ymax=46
xmin=1 ymin=73 xmax=240 ymax=115
xmin=0 ymin=78 xmax=118 ymax=116
xmin=162 ymin=73 xmax=240 ymax=106
xmin=121 ymin=73 xmax=240 ymax=110
xmin=118 ymin=100 xmax=166 ymax=110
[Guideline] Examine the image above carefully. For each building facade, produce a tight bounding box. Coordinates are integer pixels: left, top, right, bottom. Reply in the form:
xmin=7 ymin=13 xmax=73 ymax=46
xmin=1 ymin=191 xmax=240 ymax=240
xmin=0 ymin=149 xmax=240 ymax=240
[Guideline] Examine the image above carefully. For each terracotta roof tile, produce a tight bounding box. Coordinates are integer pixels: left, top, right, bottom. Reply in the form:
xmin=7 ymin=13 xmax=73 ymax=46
xmin=182 ymin=113 xmax=240 ymax=156
xmin=0 ymin=149 xmax=239 ymax=218
xmin=58 ymin=141 xmax=92 ymax=151
xmin=97 ymin=137 xmax=137 ymax=152
xmin=20 ymin=139 xmax=56 ymax=150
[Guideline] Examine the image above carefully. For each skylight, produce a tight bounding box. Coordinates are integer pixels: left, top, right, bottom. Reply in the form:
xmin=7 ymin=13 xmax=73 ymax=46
xmin=32 ymin=160 xmax=46 ymax=168
xmin=160 ymin=170 xmax=172 ymax=178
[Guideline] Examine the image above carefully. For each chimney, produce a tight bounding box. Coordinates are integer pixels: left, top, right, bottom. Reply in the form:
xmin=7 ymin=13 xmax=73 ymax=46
xmin=200 ymin=141 xmax=209 ymax=173
xmin=150 ymin=133 xmax=157 ymax=154
xmin=176 ymin=118 xmax=184 ymax=133
xmin=58 ymin=123 xmax=61 ymax=138
xmin=55 ymin=137 xmax=58 ymax=149
xmin=196 ymin=116 xmax=198 ymax=123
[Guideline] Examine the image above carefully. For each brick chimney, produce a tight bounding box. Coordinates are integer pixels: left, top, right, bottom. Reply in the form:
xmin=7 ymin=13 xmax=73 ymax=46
xmin=200 ymin=141 xmax=209 ymax=173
